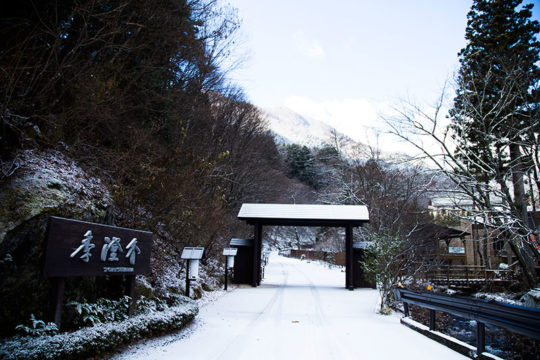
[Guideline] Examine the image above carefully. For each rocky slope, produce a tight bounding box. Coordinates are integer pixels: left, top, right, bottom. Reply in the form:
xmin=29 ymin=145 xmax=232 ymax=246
xmin=0 ymin=149 xmax=113 ymax=335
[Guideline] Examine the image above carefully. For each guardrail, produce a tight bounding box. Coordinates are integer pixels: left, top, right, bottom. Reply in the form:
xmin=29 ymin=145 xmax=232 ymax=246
xmin=393 ymin=287 xmax=540 ymax=356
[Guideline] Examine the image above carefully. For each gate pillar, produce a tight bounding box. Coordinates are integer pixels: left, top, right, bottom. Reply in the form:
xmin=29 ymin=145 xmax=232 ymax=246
xmin=345 ymin=224 xmax=354 ymax=290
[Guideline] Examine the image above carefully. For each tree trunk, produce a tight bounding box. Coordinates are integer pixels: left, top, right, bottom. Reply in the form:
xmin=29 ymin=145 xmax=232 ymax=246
xmin=534 ymin=133 xmax=540 ymax=198
xmin=508 ymin=237 xmax=538 ymax=288
xmin=528 ymin=172 xmax=536 ymax=212
xmin=509 ymin=143 xmax=528 ymax=225
xmin=509 ymin=143 xmax=538 ymax=287
xmin=482 ymin=226 xmax=492 ymax=269
xmin=475 ymin=238 xmax=484 ymax=266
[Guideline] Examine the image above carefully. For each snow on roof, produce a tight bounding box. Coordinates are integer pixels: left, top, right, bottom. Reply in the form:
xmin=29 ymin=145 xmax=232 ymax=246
xmin=237 ymin=203 xmax=369 ymax=225
xmin=230 ymin=238 xmax=252 ymax=246
xmin=430 ymin=193 xmax=503 ymax=209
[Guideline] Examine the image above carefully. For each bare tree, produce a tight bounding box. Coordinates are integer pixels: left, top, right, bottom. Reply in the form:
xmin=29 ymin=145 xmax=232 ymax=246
xmin=384 ymin=83 xmax=539 ymax=287
xmin=317 ymin=149 xmax=434 ymax=236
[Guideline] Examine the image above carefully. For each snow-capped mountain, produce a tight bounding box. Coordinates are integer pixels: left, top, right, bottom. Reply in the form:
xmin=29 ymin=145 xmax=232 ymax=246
xmin=261 ymin=107 xmax=366 ymax=155
xmin=261 ymin=107 xmax=339 ymax=146
xmin=261 ymin=106 xmax=413 ymax=161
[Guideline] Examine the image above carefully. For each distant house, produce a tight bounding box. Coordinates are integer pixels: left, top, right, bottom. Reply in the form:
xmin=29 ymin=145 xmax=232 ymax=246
xmin=407 ymin=223 xmax=470 ymax=267
xmin=428 ymin=194 xmax=540 ymax=270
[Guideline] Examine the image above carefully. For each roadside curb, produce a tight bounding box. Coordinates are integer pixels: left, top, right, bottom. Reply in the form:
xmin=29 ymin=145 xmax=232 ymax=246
xmin=400 ymin=317 xmax=503 ymax=360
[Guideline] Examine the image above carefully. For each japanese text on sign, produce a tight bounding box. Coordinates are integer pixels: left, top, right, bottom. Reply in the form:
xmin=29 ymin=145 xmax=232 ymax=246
xmin=70 ymin=230 xmax=142 ymax=266
xmin=44 ymin=217 xmax=152 ymax=278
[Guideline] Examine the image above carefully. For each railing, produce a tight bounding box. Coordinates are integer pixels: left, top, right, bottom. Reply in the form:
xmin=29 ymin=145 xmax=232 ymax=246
xmin=424 ymin=265 xmax=515 ymax=287
xmin=393 ymin=287 xmax=540 ymax=356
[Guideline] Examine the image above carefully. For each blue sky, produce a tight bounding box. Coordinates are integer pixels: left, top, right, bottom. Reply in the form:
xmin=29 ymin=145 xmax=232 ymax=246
xmin=226 ymin=0 xmax=540 ymax=147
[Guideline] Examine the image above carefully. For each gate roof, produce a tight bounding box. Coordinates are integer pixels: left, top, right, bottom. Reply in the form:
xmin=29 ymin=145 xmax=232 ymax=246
xmin=237 ymin=203 xmax=369 ymax=227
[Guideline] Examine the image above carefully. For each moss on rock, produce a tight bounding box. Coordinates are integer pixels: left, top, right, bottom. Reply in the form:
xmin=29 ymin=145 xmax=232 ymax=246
xmin=0 ymin=149 xmax=113 ymax=336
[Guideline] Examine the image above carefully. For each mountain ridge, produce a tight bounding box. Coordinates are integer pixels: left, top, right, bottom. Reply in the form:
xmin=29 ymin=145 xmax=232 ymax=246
xmin=261 ymin=106 xmax=361 ymax=149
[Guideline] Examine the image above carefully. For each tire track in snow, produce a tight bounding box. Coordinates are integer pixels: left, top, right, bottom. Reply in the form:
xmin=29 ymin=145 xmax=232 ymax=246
xmin=293 ymin=262 xmax=354 ymax=360
xmin=212 ymin=261 xmax=289 ymax=360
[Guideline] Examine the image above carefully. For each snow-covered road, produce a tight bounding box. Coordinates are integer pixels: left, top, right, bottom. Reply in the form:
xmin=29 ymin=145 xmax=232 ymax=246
xmin=111 ymin=253 xmax=466 ymax=360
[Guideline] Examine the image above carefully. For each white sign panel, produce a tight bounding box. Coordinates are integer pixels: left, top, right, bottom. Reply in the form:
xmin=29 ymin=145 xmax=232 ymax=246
xmin=189 ymin=259 xmax=200 ymax=279
xmin=181 ymin=246 xmax=204 ymax=260
xmin=223 ymin=248 xmax=238 ymax=256
xmin=448 ymin=246 xmax=465 ymax=254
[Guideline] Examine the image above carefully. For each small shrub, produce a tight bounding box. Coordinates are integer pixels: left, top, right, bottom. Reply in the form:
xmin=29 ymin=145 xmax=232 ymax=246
xmin=14 ymin=314 xmax=59 ymax=337
xmin=0 ymin=302 xmax=198 ymax=360
xmin=135 ymin=296 xmax=168 ymax=313
xmin=66 ymin=296 xmax=130 ymax=327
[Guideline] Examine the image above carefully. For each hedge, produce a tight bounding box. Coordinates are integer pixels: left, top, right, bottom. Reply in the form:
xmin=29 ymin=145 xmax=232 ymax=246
xmin=0 ymin=302 xmax=198 ymax=360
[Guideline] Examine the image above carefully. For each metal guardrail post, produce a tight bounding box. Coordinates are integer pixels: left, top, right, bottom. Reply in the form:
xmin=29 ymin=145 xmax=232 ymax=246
xmin=429 ymin=309 xmax=436 ymax=331
xmin=477 ymin=321 xmax=485 ymax=354
xmin=403 ymin=302 xmax=410 ymax=317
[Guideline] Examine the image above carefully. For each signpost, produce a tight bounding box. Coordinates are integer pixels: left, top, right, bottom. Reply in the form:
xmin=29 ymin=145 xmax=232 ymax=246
xmin=222 ymin=248 xmax=238 ymax=290
xmin=181 ymin=247 xmax=204 ymax=297
xmin=44 ymin=217 xmax=153 ymax=327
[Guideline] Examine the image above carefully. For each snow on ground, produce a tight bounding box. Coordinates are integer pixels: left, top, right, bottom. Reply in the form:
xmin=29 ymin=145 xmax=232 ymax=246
xmin=110 ymin=253 xmax=466 ymax=360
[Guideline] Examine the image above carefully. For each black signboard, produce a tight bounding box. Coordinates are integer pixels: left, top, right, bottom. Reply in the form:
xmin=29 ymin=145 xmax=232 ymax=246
xmin=44 ymin=217 xmax=153 ymax=277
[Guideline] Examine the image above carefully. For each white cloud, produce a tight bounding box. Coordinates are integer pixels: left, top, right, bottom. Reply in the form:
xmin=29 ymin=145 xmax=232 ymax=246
xmin=283 ymin=96 xmax=383 ymax=140
xmin=293 ymin=30 xmax=325 ymax=58
xmin=298 ymin=42 xmax=325 ymax=58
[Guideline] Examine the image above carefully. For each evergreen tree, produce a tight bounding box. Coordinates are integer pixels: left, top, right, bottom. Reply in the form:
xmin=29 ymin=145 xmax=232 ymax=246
xmin=284 ymin=144 xmax=317 ymax=188
xmin=450 ymin=0 xmax=540 ymax=286
xmin=451 ymin=0 xmax=539 ymax=192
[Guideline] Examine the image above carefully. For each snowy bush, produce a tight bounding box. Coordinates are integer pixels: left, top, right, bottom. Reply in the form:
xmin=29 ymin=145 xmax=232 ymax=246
xmin=64 ymin=294 xmax=179 ymax=331
xmin=0 ymin=302 xmax=198 ymax=360
xmin=363 ymin=230 xmax=420 ymax=314
xmin=66 ymin=296 xmax=130 ymax=327
xmin=14 ymin=314 xmax=58 ymax=337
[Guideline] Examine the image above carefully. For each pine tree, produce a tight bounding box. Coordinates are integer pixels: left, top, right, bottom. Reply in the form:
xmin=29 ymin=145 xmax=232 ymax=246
xmin=284 ymin=144 xmax=317 ymax=188
xmin=450 ymin=0 xmax=540 ymax=286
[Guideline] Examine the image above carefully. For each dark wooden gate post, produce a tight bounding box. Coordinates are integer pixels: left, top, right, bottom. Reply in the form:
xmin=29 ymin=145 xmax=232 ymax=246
xmin=253 ymin=223 xmax=262 ymax=287
xmin=53 ymin=278 xmax=65 ymax=328
xmin=257 ymin=225 xmax=263 ymax=286
xmin=346 ymin=224 xmax=354 ymax=290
